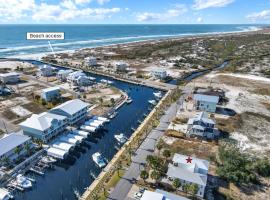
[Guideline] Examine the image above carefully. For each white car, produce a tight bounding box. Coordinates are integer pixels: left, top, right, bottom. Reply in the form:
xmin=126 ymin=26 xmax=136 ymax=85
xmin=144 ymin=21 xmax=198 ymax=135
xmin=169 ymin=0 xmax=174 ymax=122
xmin=133 ymin=192 xmax=143 ymax=199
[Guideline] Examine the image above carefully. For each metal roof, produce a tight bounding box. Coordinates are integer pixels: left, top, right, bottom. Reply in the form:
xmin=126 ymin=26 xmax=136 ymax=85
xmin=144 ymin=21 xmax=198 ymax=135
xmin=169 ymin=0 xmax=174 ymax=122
xmin=50 ymin=99 xmax=90 ymax=116
xmin=194 ymin=94 xmax=219 ymax=103
xmin=141 ymin=191 xmax=164 ymax=200
xmin=167 ymin=163 xmax=207 ymax=186
xmin=20 ymin=112 xmax=67 ymax=131
xmin=156 ymin=189 xmax=190 ymax=200
xmin=172 ymin=153 xmax=209 ymax=171
xmin=0 ymin=133 xmax=30 ymax=157
xmin=42 ymin=86 xmax=61 ymax=93
xmin=0 ymin=72 xmax=20 ymax=77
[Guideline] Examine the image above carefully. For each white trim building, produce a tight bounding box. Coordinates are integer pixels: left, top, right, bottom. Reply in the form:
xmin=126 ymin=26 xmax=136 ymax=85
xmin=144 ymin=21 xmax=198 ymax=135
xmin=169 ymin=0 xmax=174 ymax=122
xmin=193 ymin=94 xmax=219 ymax=113
xmin=20 ymin=112 xmax=68 ymax=143
xmin=39 ymin=65 xmax=53 ymax=77
xmin=41 ymin=86 xmax=61 ymax=102
xmin=57 ymin=69 xmax=73 ymax=81
xmin=0 ymin=72 xmax=20 ymax=84
xmin=85 ymin=57 xmax=97 ymax=67
xmin=162 ymin=153 xmax=209 ymax=198
xmin=151 ymin=69 xmax=167 ymax=79
xmin=67 ymin=71 xmax=91 ymax=86
xmin=49 ymin=99 xmax=90 ymax=125
xmin=187 ymin=112 xmax=219 ymax=139
xmin=0 ymin=133 xmax=32 ymax=165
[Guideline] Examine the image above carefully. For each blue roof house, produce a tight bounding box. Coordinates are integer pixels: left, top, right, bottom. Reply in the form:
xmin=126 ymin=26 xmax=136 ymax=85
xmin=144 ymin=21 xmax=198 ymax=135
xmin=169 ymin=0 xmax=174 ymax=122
xmin=193 ymin=94 xmax=219 ymax=113
xmin=41 ymin=86 xmax=61 ymax=102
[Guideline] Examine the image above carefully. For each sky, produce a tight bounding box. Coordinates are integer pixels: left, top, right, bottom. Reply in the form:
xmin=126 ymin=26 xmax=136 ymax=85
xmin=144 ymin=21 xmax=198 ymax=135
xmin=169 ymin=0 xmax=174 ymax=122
xmin=0 ymin=0 xmax=270 ymax=24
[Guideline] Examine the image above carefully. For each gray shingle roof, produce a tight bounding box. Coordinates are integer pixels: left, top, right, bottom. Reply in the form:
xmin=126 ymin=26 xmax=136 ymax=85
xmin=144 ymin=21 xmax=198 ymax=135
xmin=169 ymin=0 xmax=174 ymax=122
xmin=0 ymin=133 xmax=30 ymax=157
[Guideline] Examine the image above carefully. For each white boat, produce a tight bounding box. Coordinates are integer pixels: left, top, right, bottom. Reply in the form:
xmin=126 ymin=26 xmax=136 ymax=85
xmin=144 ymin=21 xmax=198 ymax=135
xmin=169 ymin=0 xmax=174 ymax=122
xmin=126 ymin=97 xmax=133 ymax=104
xmin=109 ymin=111 xmax=117 ymax=119
xmin=16 ymin=174 xmax=32 ymax=189
xmin=100 ymin=79 xmax=113 ymax=84
xmin=153 ymin=91 xmax=162 ymax=99
xmin=148 ymin=100 xmax=157 ymax=105
xmin=92 ymin=152 xmax=106 ymax=168
xmin=0 ymin=188 xmax=13 ymax=200
xmin=41 ymin=156 xmax=57 ymax=164
xmin=114 ymin=133 xmax=127 ymax=144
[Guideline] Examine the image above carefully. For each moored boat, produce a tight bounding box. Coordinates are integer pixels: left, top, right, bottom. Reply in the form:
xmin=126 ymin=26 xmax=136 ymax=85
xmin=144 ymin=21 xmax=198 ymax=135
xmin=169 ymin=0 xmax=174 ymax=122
xmin=114 ymin=133 xmax=127 ymax=144
xmin=148 ymin=100 xmax=157 ymax=105
xmin=16 ymin=174 xmax=32 ymax=189
xmin=92 ymin=152 xmax=106 ymax=168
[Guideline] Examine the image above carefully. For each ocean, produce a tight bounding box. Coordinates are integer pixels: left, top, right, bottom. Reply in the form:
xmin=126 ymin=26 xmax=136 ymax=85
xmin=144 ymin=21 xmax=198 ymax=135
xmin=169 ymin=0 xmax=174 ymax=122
xmin=0 ymin=24 xmax=264 ymax=58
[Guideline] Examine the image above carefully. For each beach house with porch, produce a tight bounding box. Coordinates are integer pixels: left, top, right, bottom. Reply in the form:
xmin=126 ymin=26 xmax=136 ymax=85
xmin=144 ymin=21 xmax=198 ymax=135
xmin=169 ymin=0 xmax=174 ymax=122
xmin=20 ymin=112 xmax=68 ymax=143
xmin=49 ymin=99 xmax=90 ymax=125
xmin=193 ymin=94 xmax=219 ymax=113
xmin=186 ymin=112 xmax=219 ymax=139
xmin=162 ymin=153 xmax=209 ymax=198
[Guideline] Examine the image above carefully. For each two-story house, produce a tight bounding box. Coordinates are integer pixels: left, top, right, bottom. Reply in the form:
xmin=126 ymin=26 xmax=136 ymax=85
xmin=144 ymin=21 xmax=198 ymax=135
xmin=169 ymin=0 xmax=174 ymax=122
xmin=41 ymin=86 xmax=61 ymax=102
xmin=0 ymin=133 xmax=32 ymax=166
xmin=193 ymin=94 xmax=219 ymax=113
xmin=162 ymin=153 xmax=209 ymax=198
xmin=49 ymin=99 xmax=90 ymax=125
xmin=186 ymin=112 xmax=219 ymax=139
xmin=20 ymin=112 xmax=68 ymax=143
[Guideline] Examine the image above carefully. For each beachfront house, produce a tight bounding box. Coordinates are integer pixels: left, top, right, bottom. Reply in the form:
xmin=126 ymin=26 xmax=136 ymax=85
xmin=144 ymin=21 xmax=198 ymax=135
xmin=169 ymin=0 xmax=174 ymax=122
xmin=151 ymin=68 xmax=167 ymax=79
xmin=41 ymin=86 xmax=61 ymax=102
xmin=141 ymin=190 xmax=189 ymax=200
xmin=115 ymin=61 xmax=129 ymax=72
xmin=193 ymin=94 xmax=219 ymax=113
xmin=85 ymin=57 xmax=97 ymax=67
xmin=187 ymin=112 xmax=219 ymax=139
xmin=20 ymin=112 xmax=68 ymax=143
xmin=39 ymin=65 xmax=54 ymax=77
xmin=57 ymin=69 xmax=73 ymax=81
xmin=67 ymin=71 xmax=91 ymax=86
xmin=49 ymin=99 xmax=90 ymax=125
xmin=0 ymin=133 xmax=32 ymax=166
xmin=0 ymin=72 xmax=20 ymax=84
xmin=162 ymin=153 xmax=209 ymax=198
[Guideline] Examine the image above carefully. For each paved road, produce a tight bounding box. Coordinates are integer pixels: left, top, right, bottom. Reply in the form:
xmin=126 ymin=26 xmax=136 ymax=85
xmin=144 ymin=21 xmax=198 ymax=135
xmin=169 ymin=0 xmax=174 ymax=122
xmin=108 ymin=93 xmax=185 ymax=200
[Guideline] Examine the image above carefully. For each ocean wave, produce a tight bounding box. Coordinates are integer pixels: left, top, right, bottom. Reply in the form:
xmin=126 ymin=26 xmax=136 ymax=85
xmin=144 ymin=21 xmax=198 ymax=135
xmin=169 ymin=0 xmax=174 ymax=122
xmin=0 ymin=26 xmax=262 ymax=57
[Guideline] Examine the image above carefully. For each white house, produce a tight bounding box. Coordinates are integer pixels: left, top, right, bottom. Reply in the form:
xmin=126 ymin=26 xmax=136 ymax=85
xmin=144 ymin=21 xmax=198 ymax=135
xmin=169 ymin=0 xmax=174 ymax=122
xmin=0 ymin=133 xmax=32 ymax=165
xmin=49 ymin=99 xmax=90 ymax=125
xmin=162 ymin=153 xmax=209 ymax=198
xmin=39 ymin=65 xmax=54 ymax=77
xmin=20 ymin=112 xmax=68 ymax=143
xmin=115 ymin=61 xmax=128 ymax=72
xmin=151 ymin=68 xmax=167 ymax=79
xmin=41 ymin=86 xmax=61 ymax=102
xmin=0 ymin=72 xmax=20 ymax=84
xmin=85 ymin=57 xmax=97 ymax=67
xmin=193 ymin=94 xmax=219 ymax=113
xmin=141 ymin=190 xmax=189 ymax=200
xmin=67 ymin=71 xmax=91 ymax=86
xmin=187 ymin=112 xmax=219 ymax=139
xmin=57 ymin=69 xmax=73 ymax=81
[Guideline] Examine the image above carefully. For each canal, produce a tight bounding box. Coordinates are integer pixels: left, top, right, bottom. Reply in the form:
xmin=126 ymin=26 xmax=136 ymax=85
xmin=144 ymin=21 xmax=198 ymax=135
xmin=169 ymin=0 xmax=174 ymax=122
xmin=13 ymin=61 xmax=162 ymax=200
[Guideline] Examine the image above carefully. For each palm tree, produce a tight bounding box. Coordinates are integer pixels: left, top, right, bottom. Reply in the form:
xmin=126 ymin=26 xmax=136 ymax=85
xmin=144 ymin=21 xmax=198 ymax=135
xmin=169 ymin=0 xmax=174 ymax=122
xmin=189 ymin=183 xmax=199 ymax=199
xmin=1 ymin=156 xmax=10 ymax=166
xmin=140 ymin=170 xmax=149 ymax=183
xmin=156 ymin=139 xmax=164 ymax=155
xmin=24 ymin=143 xmax=31 ymax=156
xmin=36 ymin=139 xmax=43 ymax=148
xmin=14 ymin=146 xmax=22 ymax=157
xmin=116 ymin=161 xmax=122 ymax=177
xmin=150 ymin=170 xmax=161 ymax=183
xmin=126 ymin=146 xmax=134 ymax=163
xmin=162 ymin=149 xmax=171 ymax=162
xmin=172 ymin=178 xmax=181 ymax=190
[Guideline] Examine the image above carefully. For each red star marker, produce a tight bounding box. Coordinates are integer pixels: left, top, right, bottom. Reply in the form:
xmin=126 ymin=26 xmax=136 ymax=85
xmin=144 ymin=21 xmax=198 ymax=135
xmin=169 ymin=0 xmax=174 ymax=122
xmin=186 ymin=156 xmax=192 ymax=164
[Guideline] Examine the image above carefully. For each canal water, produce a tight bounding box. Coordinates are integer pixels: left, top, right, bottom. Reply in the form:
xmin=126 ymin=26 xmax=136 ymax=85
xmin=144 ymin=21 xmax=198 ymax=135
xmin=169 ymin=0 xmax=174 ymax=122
xmin=15 ymin=61 xmax=162 ymax=200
